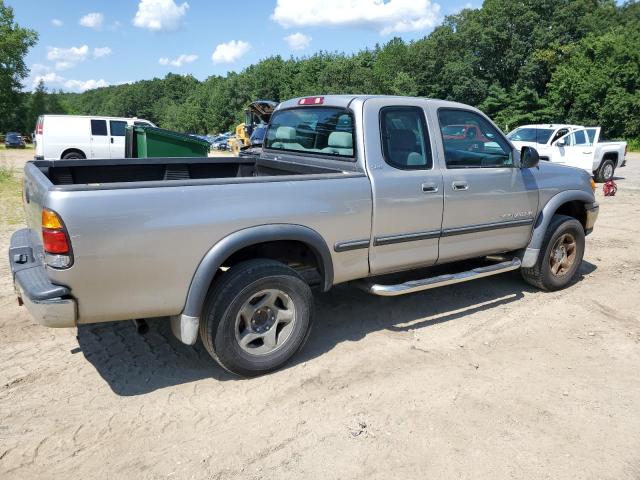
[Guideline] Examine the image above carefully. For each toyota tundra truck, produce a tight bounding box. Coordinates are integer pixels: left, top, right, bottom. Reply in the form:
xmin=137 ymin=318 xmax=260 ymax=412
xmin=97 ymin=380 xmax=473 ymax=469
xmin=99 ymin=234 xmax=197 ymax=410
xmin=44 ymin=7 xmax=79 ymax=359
xmin=9 ymin=95 xmax=599 ymax=376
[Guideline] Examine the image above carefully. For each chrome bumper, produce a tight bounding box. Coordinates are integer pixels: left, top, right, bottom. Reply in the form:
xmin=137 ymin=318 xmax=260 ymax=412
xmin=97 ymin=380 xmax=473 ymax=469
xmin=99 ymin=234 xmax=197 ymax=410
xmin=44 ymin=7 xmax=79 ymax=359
xmin=585 ymin=202 xmax=599 ymax=235
xmin=9 ymin=229 xmax=76 ymax=328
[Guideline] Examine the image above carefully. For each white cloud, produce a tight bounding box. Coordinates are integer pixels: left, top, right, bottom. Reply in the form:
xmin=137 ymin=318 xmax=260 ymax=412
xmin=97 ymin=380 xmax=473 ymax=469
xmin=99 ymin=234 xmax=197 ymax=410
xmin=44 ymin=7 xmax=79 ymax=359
xmin=284 ymin=32 xmax=312 ymax=51
xmin=64 ymin=79 xmax=110 ymax=92
xmin=79 ymin=12 xmax=104 ymax=29
xmin=47 ymin=45 xmax=90 ymax=70
xmin=271 ymin=0 xmax=441 ymax=35
xmin=159 ymin=53 xmax=198 ymax=67
xmin=32 ymin=72 xmax=65 ymax=88
xmin=93 ymin=47 xmax=112 ymax=58
xmin=51 ymin=19 xmax=63 ymax=27
xmin=133 ymin=0 xmax=189 ymax=32
xmin=211 ymin=40 xmax=250 ymax=64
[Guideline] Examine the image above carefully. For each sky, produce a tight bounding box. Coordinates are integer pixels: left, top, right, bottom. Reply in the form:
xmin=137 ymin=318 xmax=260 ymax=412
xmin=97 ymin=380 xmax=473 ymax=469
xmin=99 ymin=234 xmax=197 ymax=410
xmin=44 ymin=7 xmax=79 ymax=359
xmin=9 ymin=0 xmax=482 ymax=93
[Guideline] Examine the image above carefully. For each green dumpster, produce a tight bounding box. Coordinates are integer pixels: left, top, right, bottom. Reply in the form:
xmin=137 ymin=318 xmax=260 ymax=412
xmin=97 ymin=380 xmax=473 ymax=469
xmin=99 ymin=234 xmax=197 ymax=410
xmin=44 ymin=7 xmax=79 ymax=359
xmin=125 ymin=125 xmax=210 ymax=158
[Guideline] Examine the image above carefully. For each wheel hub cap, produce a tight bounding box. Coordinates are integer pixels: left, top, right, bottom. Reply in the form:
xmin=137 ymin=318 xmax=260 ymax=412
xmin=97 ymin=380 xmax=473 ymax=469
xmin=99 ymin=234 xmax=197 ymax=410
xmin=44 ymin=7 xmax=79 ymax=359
xmin=251 ymin=307 xmax=276 ymax=333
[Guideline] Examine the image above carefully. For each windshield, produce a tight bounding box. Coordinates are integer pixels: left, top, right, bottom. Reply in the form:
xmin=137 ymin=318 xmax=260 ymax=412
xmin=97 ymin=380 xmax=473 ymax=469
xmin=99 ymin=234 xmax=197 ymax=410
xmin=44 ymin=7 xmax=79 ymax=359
xmin=442 ymin=125 xmax=466 ymax=136
xmin=507 ymin=128 xmax=554 ymax=144
xmin=6 ymin=133 xmax=20 ymax=139
xmin=265 ymin=107 xmax=354 ymax=159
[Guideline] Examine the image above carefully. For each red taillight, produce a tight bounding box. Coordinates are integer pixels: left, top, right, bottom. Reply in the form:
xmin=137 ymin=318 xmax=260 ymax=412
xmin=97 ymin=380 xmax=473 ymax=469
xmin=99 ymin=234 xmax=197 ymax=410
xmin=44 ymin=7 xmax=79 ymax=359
xmin=36 ymin=118 xmax=43 ymax=135
xmin=43 ymin=229 xmax=70 ymax=254
xmin=298 ymin=96 xmax=324 ymax=105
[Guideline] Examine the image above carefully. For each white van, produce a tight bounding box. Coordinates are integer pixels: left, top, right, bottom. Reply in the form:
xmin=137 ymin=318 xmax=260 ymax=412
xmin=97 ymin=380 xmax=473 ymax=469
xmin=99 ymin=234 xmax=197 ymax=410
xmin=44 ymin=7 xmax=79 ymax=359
xmin=34 ymin=115 xmax=155 ymax=160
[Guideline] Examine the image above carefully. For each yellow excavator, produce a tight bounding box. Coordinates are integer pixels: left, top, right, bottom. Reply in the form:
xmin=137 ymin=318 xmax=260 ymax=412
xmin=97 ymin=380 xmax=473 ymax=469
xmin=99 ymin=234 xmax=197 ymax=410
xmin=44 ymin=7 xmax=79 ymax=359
xmin=229 ymin=100 xmax=277 ymax=155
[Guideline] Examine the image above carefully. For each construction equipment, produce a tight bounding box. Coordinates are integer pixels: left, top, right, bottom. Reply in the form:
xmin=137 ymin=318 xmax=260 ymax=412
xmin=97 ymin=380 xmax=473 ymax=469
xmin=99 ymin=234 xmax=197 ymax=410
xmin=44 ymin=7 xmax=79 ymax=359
xmin=229 ymin=100 xmax=277 ymax=155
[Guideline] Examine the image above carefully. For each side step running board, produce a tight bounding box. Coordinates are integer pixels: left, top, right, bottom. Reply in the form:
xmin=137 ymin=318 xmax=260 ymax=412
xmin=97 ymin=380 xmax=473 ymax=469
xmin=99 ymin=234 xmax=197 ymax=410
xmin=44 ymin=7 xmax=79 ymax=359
xmin=360 ymin=258 xmax=522 ymax=297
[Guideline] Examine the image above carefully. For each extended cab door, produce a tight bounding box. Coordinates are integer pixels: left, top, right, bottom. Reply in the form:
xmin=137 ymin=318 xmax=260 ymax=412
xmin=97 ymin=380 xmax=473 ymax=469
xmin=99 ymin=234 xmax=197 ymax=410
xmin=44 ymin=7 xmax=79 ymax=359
xmin=109 ymin=120 xmax=127 ymax=158
xmin=435 ymin=107 xmax=538 ymax=263
xmin=90 ymin=119 xmax=111 ymax=159
xmin=363 ymin=98 xmax=444 ymax=274
xmin=550 ymin=128 xmax=596 ymax=173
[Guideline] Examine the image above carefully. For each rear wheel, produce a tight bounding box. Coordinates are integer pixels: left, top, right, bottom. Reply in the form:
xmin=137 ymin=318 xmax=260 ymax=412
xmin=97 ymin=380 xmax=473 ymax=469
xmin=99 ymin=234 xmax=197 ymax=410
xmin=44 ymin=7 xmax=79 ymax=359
xmin=521 ymin=214 xmax=585 ymax=291
xmin=595 ymin=159 xmax=615 ymax=182
xmin=199 ymin=259 xmax=314 ymax=377
xmin=62 ymin=151 xmax=85 ymax=160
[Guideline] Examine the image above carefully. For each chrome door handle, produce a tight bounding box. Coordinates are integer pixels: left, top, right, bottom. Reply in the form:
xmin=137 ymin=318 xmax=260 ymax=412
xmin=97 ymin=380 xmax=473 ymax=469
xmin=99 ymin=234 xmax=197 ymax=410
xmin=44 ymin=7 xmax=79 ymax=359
xmin=452 ymin=181 xmax=469 ymax=191
xmin=422 ymin=183 xmax=439 ymax=193
xmin=582 ymin=151 xmax=593 ymax=154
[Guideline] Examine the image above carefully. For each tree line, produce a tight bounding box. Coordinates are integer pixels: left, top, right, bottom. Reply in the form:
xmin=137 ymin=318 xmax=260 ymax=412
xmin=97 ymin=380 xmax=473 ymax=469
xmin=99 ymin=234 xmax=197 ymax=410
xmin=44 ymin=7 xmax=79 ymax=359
xmin=3 ymin=0 xmax=640 ymax=144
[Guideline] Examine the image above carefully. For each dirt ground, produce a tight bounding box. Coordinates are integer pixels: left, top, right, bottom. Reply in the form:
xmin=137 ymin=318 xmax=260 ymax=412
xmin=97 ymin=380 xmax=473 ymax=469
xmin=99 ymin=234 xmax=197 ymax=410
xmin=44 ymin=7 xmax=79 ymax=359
xmin=1 ymin=150 xmax=639 ymax=480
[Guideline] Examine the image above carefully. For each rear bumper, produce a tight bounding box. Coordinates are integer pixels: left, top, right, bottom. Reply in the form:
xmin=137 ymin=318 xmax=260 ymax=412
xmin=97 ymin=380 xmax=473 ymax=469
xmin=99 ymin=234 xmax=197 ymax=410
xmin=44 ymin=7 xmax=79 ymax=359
xmin=585 ymin=202 xmax=599 ymax=235
xmin=9 ymin=229 xmax=76 ymax=328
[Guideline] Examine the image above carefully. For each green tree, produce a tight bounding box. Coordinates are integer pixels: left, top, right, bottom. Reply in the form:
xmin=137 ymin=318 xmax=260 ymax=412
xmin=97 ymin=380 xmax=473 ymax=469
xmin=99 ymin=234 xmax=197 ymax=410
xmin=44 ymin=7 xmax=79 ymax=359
xmin=0 ymin=0 xmax=37 ymax=133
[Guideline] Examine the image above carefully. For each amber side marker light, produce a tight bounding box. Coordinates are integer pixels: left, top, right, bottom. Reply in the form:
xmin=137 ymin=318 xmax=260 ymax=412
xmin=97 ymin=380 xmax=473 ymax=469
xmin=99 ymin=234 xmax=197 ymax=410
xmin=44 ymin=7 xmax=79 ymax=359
xmin=590 ymin=178 xmax=596 ymax=192
xmin=41 ymin=208 xmax=72 ymax=268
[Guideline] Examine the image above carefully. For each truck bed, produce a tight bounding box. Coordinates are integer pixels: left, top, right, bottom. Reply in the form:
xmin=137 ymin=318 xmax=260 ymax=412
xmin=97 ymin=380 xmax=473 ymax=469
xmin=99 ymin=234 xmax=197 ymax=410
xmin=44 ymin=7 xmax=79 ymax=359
xmin=33 ymin=155 xmax=351 ymax=190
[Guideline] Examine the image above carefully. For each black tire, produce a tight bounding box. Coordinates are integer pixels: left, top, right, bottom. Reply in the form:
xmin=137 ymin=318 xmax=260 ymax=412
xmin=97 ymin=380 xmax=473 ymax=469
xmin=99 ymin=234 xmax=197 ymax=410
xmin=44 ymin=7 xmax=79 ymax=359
xmin=62 ymin=151 xmax=85 ymax=160
xmin=595 ymin=158 xmax=615 ymax=183
xmin=521 ymin=214 xmax=585 ymax=291
xmin=199 ymin=259 xmax=314 ymax=377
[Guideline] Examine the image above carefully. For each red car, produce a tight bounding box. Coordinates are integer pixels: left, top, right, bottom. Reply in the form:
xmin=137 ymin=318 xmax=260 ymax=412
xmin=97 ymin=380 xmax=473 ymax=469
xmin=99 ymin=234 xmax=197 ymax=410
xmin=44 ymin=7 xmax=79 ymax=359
xmin=441 ymin=124 xmax=491 ymax=143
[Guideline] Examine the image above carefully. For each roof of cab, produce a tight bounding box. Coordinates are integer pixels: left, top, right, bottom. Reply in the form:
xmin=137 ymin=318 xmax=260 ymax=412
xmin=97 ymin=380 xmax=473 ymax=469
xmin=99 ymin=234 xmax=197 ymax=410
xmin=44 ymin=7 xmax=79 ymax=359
xmin=515 ymin=124 xmax=583 ymax=130
xmin=275 ymin=95 xmax=475 ymax=111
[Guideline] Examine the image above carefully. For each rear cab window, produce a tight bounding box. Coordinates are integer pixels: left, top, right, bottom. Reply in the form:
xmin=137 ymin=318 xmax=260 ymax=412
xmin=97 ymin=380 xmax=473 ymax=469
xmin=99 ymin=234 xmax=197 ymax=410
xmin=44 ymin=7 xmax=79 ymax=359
xmin=265 ymin=107 xmax=354 ymax=160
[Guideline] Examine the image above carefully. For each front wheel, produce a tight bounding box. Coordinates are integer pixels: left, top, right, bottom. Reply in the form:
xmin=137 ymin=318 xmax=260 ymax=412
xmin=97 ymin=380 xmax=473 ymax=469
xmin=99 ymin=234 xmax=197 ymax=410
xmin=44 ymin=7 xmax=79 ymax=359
xmin=199 ymin=259 xmax=314 ymax=377
xmin=521 ymin=214 xmax=585 ymax=291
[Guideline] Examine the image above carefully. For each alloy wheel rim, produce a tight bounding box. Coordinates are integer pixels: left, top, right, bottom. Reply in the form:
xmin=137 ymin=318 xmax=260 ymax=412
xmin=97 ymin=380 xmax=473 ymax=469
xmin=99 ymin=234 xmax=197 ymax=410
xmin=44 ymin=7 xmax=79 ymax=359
xmin=549 ymin=233 xmax=577 ymax=276
xmin=604 ymin=163 xmax=613 ymax=179
xmin=234 ymin=289 xmax=296 ymax=356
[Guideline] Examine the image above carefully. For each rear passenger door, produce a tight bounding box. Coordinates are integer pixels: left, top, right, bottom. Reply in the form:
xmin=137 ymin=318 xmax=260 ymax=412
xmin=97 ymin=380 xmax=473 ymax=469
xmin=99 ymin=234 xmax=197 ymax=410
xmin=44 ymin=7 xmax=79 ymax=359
xmin=90 ymin=119 xmax=110 ymax=159
xmin=435 ymin=108 xmax=538 ymax=263
xmin=109 ymin=120 xmax=127 ymax=158
xmin=364 ymin=98 xmax=444 ymax=274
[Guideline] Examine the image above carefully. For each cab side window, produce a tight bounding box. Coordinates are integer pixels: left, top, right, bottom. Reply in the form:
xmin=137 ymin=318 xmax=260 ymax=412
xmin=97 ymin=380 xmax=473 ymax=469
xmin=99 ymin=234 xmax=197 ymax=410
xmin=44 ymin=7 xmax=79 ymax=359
xmin=380 ymin=107 xmax=432 ymax=170
xmin=573 ymin=130 xmax=588 ymax=146
xmin=438 ymin=109 xmax=512 ymax=168
xmin=551 ymin=128 xmax=569 ymax=144
xmin=91 ymin=119 xmax=107 ymax=136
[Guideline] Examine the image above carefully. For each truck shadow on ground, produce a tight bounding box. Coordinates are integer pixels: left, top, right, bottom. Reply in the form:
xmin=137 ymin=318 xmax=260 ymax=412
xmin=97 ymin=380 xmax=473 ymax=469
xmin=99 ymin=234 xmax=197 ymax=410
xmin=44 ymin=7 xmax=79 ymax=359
xmin=77 ymin=261 xmax=596 ymax=396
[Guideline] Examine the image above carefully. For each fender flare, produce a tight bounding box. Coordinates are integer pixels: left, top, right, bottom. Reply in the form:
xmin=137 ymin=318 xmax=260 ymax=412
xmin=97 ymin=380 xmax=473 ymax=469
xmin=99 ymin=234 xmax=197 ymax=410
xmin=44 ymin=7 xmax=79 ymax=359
xmin=521 ymin=190 xmax=594 ymax=268
xmin=182 ymin=224 xmax=334 ymax=319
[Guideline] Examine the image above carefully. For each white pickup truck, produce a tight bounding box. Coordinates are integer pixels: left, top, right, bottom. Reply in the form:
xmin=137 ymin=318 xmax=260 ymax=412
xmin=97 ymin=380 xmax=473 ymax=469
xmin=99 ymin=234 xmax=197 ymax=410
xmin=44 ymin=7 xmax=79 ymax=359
xmin=508 ymin=124 xmax=627 ymax=182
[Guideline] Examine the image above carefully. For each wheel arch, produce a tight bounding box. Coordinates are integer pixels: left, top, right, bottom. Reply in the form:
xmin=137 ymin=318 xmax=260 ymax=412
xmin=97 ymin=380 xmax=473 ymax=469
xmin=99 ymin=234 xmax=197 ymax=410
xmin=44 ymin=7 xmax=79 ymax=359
xmin=181 ymin=224 xmax=334 ymax=320
xmin=596 ymin=152 xmax=619 ymax=171
xmin=60 ymin=147 xmax=86 ymax=159
xmin=522 ymin=190 xmax=594 ymax=268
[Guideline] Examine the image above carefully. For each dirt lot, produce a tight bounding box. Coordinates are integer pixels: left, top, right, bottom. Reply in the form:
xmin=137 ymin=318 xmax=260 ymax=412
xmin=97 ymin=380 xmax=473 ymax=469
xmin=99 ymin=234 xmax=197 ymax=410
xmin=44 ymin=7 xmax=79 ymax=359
xmin=1 ymin=151 xmax=639 ymax=480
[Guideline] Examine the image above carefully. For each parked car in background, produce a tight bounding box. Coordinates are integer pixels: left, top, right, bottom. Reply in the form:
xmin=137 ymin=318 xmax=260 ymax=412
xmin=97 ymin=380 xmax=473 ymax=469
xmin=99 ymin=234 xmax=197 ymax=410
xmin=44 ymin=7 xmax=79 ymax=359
xmin=211 ymin=133 xmax=231 ymax=151
xmin=549 ymin=127 xmax=627 ymax=182
xmin=11 ymin=95 xmax=599 ymax=376
xmin=34 ymin=115 xmax=155 ymax=160
xmin=5 ymin=132 xmax=26 ymax=148
xmin=508 ymin=124 xmax=626 ymax=181
xmin=508 ymin=124 xmax=583 ymax=160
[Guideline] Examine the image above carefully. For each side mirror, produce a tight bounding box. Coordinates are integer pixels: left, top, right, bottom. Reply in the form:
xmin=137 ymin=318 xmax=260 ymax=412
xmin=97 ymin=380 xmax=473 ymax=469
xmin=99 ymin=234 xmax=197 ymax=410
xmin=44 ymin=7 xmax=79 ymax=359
xmin=555 ymin=140 xmax=566 ymax=147
xmin=521 ymin=146 xmax=540 ymax=169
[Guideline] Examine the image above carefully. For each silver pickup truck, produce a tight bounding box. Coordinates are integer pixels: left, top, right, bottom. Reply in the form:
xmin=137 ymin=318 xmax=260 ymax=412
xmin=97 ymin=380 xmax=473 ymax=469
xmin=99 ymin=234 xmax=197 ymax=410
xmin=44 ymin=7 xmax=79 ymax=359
xmin=9 ymin=95 xmax=599 ymax=376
